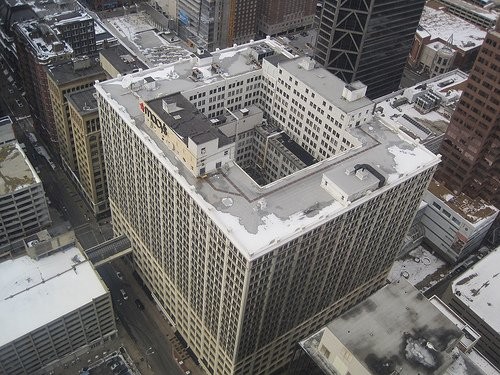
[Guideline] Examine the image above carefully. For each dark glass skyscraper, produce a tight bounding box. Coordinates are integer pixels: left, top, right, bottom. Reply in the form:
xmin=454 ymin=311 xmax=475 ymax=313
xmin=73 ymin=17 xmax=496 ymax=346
xmin=315 ymin=0 xmax=426 ymax=99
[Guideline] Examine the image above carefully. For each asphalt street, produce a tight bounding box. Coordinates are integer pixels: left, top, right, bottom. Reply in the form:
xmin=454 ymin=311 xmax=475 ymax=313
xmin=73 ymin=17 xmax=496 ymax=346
xmin=98 ymin=263 xmax=184 ymax=375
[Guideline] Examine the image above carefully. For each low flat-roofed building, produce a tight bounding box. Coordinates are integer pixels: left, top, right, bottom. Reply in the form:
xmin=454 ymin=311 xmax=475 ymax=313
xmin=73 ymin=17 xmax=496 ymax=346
xmin=435 ymin=0 xmax=498 ymax=29
xmin=101 ymin=9 xmax=191 ymax=68
xmin=443 ymin=248 xmax=500 ymax=368
xmin=420 ymin=179 xmax=498 ymax=262
xmin=296 ymin=280 xmax=492 ymax=375
xmin=99 ymin=43 xmax=148 ymax=78
xmin=409 ymin=2 xmax=487 ymax=75
xmin=0 ymin=116 xmax=15 ymax=145
xmin=0 ymin=234 xmax=116 ymax=374
xmin=0 ymin=143 xmax=50 ymax=252
xmin=376 ymin=70 xmax=468 ymax=154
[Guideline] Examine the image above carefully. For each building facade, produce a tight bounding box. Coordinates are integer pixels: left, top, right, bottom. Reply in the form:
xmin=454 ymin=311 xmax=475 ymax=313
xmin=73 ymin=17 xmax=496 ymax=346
xmin=0 ymin=143 xmax=51 ymax=253
xmin=435 ymin=22 xmax=500 ymax=207
xmin=67 ymin=88 xmax=109 ymax=218
xmin=257 ymin=0 xmax=316 ymax=37
xmin=177 ymin=0 xmax=258 ymax=51
xmin=0 ymin=235 xmax=116 ymax=375
xmin=315 ymin=0 xmax=426 ymax=99
xmin=46 ymin=57 xmax=107 ymax=174
xmin=14 ymin=19 xmax=73 ymax=147
xmin=435 ymin=0 xmax=498 ymax=29
xmin=96 ymin=40 xmax=439 ymax=375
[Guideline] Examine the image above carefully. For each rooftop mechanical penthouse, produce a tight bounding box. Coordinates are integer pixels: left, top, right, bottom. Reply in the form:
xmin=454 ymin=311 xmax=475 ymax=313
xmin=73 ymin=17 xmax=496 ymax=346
xmin=96 ymin=39 xmax=440 ymax=375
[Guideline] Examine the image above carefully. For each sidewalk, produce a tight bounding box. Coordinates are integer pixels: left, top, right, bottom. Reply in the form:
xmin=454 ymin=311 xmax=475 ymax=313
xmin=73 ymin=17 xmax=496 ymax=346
xmin=115 ymin=259 xmax=205 ymax=375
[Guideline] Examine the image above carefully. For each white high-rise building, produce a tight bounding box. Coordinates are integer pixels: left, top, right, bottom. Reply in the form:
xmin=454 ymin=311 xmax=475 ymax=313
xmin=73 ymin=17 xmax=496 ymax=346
xmin=96 ymin=39 xmax=440 ymax=375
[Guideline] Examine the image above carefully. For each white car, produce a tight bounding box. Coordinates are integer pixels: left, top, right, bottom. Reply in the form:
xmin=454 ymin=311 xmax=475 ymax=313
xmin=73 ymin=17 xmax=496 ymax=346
xmin=120 ymin=289 xmax=128 ymax=300
xmin=116 ymin=271 xmax=123 ymax=280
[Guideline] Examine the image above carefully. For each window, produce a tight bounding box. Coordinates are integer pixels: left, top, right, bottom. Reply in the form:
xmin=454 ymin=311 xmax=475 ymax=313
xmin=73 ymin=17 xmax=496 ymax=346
xmin=320 ymin=345 xmax=330 ymax=359
xmin=201 ymin=147 xmax=206 ymax=154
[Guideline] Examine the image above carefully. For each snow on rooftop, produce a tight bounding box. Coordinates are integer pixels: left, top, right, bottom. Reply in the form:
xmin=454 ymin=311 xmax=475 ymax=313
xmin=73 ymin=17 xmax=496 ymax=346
xmin=428 ymin=180 xmax=498 ymax=226
xmin=419 ymin=5 xmax=487 ymax=51
xmin=388 ymin=145 xmax=437 ymax=176
xmin=0 ymin=246 xmax=107 ymax=347
xmin=388 ymin=245 xmax=449 ymax=291
xmin=103 ymin=12 xmax=191 ymax=67
xmin=468 ymin=349 xmax=500 ymax=375
xmin=452 ymin=247 xmax=500 ymax=334
xmin=0 ymin=142 xmax=40 ymax=195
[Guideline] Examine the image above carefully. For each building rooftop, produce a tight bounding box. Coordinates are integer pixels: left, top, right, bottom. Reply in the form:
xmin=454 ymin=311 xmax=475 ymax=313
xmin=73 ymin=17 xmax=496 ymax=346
xmin=99 ymin=44 xmax=148 ymax=75
xmin=300 ymin=280 xmax=463 ymax=375
xmin=0 ymin=245 xmax=107 ymax=347
xmin=428 ymin=179 xmax=498 ymax=226
xmin=452 ymin=247 xmax=500 ymax=334
xmin=418 ymin=4 xmax=487 ymax=51
xmin=102 ymin=11 xmax=191 ymax=68
xmin=46 ymin=58 xmax=106 ymax=86
xmin=468 ymin=349 xmax=500 ymax=374
xmin=146 ymin=93 xmax=231 ymax=147
xmin=436 ymin=0 xmax=499 ymax=21
xmin=15 ymin=19 xmax=73 ymax=60
xmin=376 ymin=70 xmax=468 ymax=143
xmin=0 ymin=142 xmax=40 ymax=195
xmin=96 ymin=39 xmax=440 ymax=261
xmin=25 ymin=0 xmax=80 ymax=19
xmin=67 ymin=87 xmax=99 ymax=115
xmin=279 ymin=58 xmax=374 ymax=113
xmin=0 ymin=116 xmax=15 ymax=144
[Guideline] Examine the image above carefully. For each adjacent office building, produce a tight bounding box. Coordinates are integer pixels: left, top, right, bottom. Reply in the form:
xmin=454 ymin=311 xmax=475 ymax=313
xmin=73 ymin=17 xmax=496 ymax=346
xmin=435 ymin=21 xmax=500 ymax=207
xmin=11 ymin=1 xmax=113 ymax=149
xmin=0 ymin=232 xmax=116 ymax=375
xmin=0 ymin=143 xmax=51 ymax=254
xmin=14 ymin=18 xmax=74 ymax=147
xmin=257 ymin=0 xmax=316 ymax=37
xmin=46 ymin=57 xmax=107 ymax=175
xmin=67 ymin=88 xmax=109 ymax=218
xmin=177 ymin=0 xmax=258 ymax=51
xmin=96 ymin=39 xmax=439 ymax=374
xmin=315 ymin=0 xmax=426 ymax=99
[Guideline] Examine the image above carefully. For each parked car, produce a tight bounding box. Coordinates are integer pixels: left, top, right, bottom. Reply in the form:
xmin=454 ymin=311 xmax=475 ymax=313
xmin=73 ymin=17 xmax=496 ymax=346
xmin=116 ymin=271 xmax=123 ymax=280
